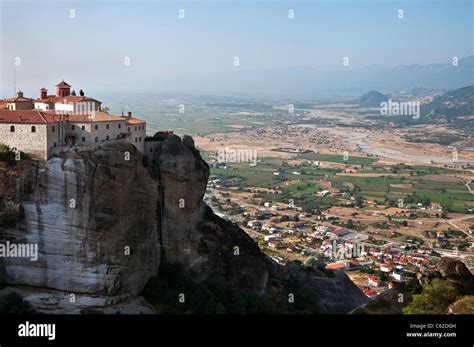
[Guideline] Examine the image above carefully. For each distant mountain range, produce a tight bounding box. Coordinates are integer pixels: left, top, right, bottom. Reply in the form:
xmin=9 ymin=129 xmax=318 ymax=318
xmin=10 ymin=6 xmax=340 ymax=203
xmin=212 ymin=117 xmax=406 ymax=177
xmin=366 ymin=85 xmax=474 ymax=127
xmin=357 ymin=91 xmax=389 ymax=107
xmin=161 ymin=56 xmax=474 ymax=99
xmin=421 ymin=85 xmax=474 ymax=122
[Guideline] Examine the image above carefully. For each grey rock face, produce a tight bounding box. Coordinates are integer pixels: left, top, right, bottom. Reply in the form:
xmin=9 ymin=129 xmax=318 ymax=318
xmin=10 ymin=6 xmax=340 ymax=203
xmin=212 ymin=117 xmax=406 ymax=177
xmin=0 ymin=141 xmax=160 ymax=310
xmin=417 ymin=257 xmax=474 ymax=295
xmin=148 ymin=135 xmax=368 ymax=312
xmin=0 ymin=136 xmax=369 ymax=313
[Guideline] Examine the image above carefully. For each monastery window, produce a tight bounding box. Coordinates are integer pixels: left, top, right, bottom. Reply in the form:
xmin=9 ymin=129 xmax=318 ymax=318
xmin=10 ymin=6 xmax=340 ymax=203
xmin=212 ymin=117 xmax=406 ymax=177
xmin=118 ymin=124 xmax=121 ymax=129
xmin=128 ymin=127 xmax=130 ymax=132
xmin=82 ymin=125 xmax=85 ymax=130
xmin=106 ymin=124 xmax=110 ymax=129
xmin=52 ymin=126 xmax=55 ymax=132
xmin=31 ymin=126 xmax=36 ymax=133
xmin=71 ymin=125 xmax=75 ymax=130
xmin=82 ymin=137 xmax=85 ymax=142
xmin=95 ymin=137 xmax=99 ymax=142
xmin=54 ymin=142 xmax=57 ymax=147
xmin=135 ymin=138 xmax=137 ymax=143
xmin=135 ymin=126 xmax=137 ymax=131
xmin=150 ymin=148 xmax=153 ymax=153
xmin=139 ymin=137 xmax=142 ymax=142
xmin=106 ymin=135 xmax=110 ymax=141
xmin=10 ymin=125 xmax=15 ymax=132
xmin=95 ymin=125 xmax=98 ymax=130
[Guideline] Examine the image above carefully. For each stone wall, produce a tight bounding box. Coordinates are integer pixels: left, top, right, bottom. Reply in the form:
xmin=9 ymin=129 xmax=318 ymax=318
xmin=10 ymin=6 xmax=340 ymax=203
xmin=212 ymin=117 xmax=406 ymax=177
xmin=44 ymin=120 xmax=146 ymax=157
xmin=0 ymin=123 xmax=48 ymax=159
xmin=69 ymin=120 xmax=126 ymax=144
xmin=8 ymin=101 xmax=33 ymax=110
xmin=127 ymin=123 xmax=146 ymax=153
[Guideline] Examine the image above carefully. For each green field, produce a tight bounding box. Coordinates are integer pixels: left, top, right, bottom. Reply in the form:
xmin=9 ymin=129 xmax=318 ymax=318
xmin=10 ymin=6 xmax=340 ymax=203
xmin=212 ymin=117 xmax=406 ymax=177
xmin=298 ymin=153 xmax=377 ymax=166
xmin=106 ymin=97 xmax=280 ymax=136
xmin=210 ymin=156 xmax=474 ymax=213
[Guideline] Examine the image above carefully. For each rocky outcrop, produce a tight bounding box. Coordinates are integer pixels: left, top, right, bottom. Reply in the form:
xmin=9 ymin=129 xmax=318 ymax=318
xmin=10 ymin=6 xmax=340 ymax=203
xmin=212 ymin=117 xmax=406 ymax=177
xmin=0 ymin=136 xmax=369 ymax=313
xmin=268 ymin=262 xmax=369 ymax=313
xmin=147 ymin=134 xmax=368 ymax=312
xmin=0 ymin=142 xmax=160 ymax=311
xmin=417 ymin=258 xmax=474 ymax=295
xmin=147 ymin=135 xmax=271 ymax=294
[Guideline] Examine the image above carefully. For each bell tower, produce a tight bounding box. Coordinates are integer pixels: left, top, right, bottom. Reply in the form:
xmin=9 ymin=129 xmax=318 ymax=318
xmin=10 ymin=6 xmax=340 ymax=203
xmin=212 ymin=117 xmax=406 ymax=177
xmin=40 ymin=87 xmax=48 ymax=100
xmin=55 ymin=80 xmax=71 ymax=97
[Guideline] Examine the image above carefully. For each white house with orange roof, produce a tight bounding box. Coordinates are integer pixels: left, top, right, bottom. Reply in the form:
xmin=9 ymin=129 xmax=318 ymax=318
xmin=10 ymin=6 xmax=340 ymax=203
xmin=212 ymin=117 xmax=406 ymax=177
xmin=33 ymin=81 xmax=102 ymax=113
xmin=4 ymin=91 xmax=34 ymax=110
xmin=0 ymin=81 xmax=146 ymax=159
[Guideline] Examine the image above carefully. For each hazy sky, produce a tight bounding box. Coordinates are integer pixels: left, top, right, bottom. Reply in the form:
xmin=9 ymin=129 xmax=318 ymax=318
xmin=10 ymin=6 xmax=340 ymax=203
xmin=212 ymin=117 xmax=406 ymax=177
xmin=1 ymin=0 xmax=472 ymax=96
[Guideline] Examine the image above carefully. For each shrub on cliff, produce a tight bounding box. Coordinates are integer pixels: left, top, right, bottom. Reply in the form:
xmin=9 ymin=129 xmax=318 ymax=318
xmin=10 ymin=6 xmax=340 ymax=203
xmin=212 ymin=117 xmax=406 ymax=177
xmin=143 ymin=263 xmax=322 ymax=314
xmin=0 ymin=293 xmax=36 ymax=314
xmin=403 ymin=279 xmax=459 ymax=314
xmin=0 ymin=143 xmax=29 ymax=162
xmin=0 ymin=143 xmax=15 ymax=162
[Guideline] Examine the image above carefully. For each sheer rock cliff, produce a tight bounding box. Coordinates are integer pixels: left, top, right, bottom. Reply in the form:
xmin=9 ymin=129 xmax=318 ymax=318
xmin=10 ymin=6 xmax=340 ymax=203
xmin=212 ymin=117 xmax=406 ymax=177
xmin=0 ymin=136 xmax=368 ymax=313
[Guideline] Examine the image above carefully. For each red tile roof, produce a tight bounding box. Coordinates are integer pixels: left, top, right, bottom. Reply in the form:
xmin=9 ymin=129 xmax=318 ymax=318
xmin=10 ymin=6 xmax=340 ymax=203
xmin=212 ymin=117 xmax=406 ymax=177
xmin=326 ymin=261 xmax=346 ymax=270
xmin=331 ymin=227 xmax=350 ymax=236
xmin=0 ymin=110 xmax=59 ymax=124
xmin=35 ymin=95 xmax=100 ymax=104
xmin=127 ymin=118 xmax=146 ymax=125
xmin=55 ymin=81 xmax=71 ymax=87
xmin=66 ymin=111 xmax=125 ymax=122
xmin=65 ymin=111 xmax=145 ymax=125
xmin=363 ymin=288 xmax=378 ymax=297
xmin=5 ymin=96 xmax=33 ymax=102
xmin=326 ymin=260 xmax=359 ymax=270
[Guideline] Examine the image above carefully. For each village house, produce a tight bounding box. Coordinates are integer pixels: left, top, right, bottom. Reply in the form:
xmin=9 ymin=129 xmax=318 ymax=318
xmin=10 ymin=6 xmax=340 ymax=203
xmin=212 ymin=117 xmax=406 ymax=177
xmin=0 ymin=81 xmax=146 ymax=159
xmin=268 ymin=240 xmax=285 ymax=250
xmin=328 ymin=227 xmax=350 ymax=238
xmin=367 ymin=275 xmax=382 ymax=287
xmin=363 ymin=288 xmax=378 ymax=298
xmin=379 ymin=264 xmax=394 ymax=273
xmin=262 ymin=221 xmax=275 ymax=231
xmin=247 ymin=220 xmax=262 ymax=229
xmin=392 ymin=266 xmax=405 ymax=281
xmin=326 ymin=259 xmax=360 ymax=271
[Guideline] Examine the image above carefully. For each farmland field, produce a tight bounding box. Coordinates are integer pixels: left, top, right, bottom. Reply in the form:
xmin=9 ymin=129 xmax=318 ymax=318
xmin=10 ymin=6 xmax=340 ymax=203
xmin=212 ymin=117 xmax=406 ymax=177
xmin=210 ymin=155 xmax=474 ymax=213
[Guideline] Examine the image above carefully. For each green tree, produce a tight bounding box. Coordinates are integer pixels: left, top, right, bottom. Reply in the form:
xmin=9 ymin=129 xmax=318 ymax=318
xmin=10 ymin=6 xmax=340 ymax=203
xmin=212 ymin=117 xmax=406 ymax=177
xmin=346 ymin=219 xmax=354 ymax=229
xmin=403 ymin=279 xmax=458 ymax=314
